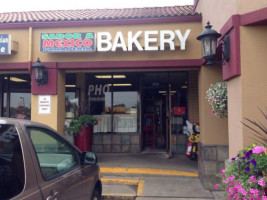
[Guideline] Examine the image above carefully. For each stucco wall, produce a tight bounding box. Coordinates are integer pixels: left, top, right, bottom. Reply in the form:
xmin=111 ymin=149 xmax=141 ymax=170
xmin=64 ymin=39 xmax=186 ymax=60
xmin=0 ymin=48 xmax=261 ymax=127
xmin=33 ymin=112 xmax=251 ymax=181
xmin=228 ymin=26 xmax=267 ymax=157
xmin=195 ymin=0 xmax=237 ymax=31
xmin=0 ymin=29 xmax=29 ymax=62
xmin=198 ymin=66 xmax=228 ymax=145
xmin=240 ymin=26 xmax=267 ymax=147
xmin=236 ymin=0 xmax=267 ymax=14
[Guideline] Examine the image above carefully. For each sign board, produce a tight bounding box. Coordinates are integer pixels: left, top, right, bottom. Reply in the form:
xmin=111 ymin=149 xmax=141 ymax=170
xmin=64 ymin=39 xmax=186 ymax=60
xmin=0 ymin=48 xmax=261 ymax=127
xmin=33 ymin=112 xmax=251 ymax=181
xmin=40 ymin=29 xmax=191 ymax=53
xmin=38 ymin=95 xmax=51 ymax=114
xmin=40 ymin=32 xmax=95 ymax=52
xmin=0 ymin=34 xmax=11 ymax=55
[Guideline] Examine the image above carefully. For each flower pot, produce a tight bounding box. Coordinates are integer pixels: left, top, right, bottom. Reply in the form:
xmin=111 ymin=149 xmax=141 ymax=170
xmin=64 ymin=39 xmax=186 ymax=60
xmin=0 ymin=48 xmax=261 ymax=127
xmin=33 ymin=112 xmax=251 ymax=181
xmin=74 ymin=125 xmax=93 ymax=152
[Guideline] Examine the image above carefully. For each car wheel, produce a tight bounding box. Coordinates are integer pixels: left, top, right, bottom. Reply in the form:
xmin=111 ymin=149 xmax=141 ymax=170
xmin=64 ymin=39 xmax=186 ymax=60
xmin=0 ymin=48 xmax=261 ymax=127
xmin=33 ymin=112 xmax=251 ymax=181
xmin=91 ymin=188 xmax=100 ymax=200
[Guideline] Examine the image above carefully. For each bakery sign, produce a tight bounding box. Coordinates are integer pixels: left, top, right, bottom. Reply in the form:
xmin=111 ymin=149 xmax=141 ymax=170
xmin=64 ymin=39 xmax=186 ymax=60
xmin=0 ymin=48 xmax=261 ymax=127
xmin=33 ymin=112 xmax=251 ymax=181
xmin=40 ymin=29 xmax=190 ymax=53
xmin=0 ymin=34 xmax=11 ymax=55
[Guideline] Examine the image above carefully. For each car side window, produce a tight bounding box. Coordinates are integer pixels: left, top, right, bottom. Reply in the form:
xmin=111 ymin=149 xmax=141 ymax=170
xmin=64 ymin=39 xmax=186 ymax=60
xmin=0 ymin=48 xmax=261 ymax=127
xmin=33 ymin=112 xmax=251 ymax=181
xmin=26 ymin=127 xmax=79 ymax=180
xmin=0 ymin=124 xmax=25 ymax=200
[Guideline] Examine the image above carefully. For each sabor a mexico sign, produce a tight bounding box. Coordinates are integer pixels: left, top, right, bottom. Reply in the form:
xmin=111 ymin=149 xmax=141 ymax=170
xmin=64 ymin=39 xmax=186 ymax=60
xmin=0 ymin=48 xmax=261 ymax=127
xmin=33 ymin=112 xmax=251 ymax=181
xmin=40 ymin=29 xmax=190 ymax=53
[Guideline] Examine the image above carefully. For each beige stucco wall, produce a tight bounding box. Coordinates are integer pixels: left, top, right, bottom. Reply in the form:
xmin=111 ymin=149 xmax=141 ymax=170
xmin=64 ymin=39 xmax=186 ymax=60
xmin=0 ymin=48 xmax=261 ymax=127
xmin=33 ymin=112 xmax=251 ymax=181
xmin=227 ymin=76 xmax=243 ymax=157
xmin=198 ymin=66 xmax=228 ymax=145
xmin=236 ymin=0 xmax=267 ymax=14
xmin=228 ymin=26 xmax=267 ymax=157
xmin=31 ymin=70 xmax=65 ymax=134
xmin=196 ymin=0 xmax=267 ymax=30
xmin=0 ymin=29 xmax=30 ymax=62
xmin=195 ymin=0 xmax=237 ymax=30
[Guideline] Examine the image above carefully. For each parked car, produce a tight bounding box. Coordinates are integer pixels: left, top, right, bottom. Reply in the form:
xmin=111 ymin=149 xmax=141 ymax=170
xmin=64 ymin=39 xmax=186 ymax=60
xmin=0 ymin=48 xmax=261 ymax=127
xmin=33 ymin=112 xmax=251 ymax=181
xmin=0 ymin=118 xmax=102 ymax=200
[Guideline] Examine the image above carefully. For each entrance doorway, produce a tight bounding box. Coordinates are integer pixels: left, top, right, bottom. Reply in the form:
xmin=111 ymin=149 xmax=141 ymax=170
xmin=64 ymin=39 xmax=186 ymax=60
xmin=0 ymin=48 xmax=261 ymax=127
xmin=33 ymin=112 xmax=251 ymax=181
xmin=141 ymin=72 xmax=187 ymax=152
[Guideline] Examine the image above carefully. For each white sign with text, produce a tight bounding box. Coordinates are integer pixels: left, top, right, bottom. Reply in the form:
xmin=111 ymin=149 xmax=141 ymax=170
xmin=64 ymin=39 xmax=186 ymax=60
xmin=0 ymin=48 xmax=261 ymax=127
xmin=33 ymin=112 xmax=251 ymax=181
xmin=38 ymin=95 xmax=51 ymax=114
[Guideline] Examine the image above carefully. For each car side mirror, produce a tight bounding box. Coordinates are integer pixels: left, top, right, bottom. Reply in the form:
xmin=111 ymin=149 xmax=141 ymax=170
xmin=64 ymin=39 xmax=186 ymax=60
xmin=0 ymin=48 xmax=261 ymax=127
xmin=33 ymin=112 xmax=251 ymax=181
xmin=81 ymin=152 xmax=98 ymax=165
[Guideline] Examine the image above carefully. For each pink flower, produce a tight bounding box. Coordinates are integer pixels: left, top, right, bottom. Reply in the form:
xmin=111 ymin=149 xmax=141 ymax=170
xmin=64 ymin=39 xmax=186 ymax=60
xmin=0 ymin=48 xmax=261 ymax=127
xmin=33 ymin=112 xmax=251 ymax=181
xmin=258 ymin=178 xmax=266 ymax=187
xmin=228 ymin=175 xmax=235 ymax=182
xmin=252 ymin=146 xmax=266 ymax=154
xmin=214 ymin=184 xmax=219 ymax=190
xmin=239 ymin=187 xmax=248 ymax=196
xmin=220 ymin=169 xmax=225 ymax=175
xmin=249 ymin=188 xmax=259 ymax=196
xmin=250 ymin=176 xmax=257 ymax=183
xmin=262 ymin=196 xmax=267 ymax=200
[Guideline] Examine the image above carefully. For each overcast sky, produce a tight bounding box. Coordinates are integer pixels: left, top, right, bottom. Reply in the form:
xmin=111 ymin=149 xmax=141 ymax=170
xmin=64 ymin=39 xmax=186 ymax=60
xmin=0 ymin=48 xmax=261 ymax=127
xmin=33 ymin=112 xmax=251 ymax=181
xmin=0 ymin=0 xmax=194 ymax=13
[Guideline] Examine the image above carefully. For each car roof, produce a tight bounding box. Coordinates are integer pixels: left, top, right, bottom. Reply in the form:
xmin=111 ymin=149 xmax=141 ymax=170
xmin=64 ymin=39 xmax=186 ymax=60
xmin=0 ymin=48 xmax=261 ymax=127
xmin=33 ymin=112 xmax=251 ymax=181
xmin=0 ymin=117 xmax=51 ymax=129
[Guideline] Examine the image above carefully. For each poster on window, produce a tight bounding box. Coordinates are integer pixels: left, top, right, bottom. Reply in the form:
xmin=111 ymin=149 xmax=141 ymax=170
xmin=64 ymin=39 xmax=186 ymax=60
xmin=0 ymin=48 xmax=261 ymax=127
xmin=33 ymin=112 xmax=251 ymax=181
xmin=38 ymin=95 xmax=51 ymax=114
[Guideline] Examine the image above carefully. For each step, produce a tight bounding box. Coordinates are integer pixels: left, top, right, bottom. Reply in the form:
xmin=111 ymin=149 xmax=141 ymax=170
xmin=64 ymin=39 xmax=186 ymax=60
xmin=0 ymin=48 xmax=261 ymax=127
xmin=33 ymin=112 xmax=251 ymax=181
xmin=101 ymin=177 xmax=144 ymax=200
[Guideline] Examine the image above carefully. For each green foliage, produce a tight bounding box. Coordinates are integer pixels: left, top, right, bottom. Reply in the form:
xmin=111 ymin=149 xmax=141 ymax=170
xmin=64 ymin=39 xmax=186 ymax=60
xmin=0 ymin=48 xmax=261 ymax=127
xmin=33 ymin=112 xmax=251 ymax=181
xmin=65 ymin=115 xmax=98 ymax=136
xmin=242 ymin=108 xmax=267 ymax=144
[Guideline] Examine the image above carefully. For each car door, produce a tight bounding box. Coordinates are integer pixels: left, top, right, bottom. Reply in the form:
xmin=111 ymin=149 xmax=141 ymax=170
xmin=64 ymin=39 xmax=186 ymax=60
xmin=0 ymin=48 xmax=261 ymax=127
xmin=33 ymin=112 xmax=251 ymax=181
xmin=25 ymin=126 xmax=98 ymax=200
xmin=0 ymin=120 xmax=43 ymax=200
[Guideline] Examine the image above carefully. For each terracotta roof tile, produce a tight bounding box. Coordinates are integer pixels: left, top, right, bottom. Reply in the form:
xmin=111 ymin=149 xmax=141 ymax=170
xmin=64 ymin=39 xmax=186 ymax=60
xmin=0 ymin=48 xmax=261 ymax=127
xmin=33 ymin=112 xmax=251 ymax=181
xmin=0 ymin=5 xmax=199 ymax=23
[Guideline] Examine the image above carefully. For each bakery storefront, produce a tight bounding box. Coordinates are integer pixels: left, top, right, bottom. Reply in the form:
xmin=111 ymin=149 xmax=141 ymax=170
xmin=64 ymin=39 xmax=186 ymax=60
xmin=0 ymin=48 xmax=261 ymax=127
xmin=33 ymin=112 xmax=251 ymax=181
xmin=4 ymin=2 xmax=267 ymax=189
xmin=0 ymin=7 xmax=202 ymax=154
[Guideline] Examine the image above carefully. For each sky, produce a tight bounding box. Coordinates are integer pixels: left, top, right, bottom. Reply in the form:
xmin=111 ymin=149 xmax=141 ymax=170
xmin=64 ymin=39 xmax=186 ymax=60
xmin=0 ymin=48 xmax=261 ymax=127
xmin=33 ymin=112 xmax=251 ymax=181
xmin=0 ymin=0 xmax=194 ymax=13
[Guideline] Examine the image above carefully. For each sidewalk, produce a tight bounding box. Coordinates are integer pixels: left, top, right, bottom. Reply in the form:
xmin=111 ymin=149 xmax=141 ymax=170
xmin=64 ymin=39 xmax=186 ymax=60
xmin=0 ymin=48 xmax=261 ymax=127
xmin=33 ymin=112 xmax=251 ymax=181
xmin=97 ymin=152 xmax=225 ymax=200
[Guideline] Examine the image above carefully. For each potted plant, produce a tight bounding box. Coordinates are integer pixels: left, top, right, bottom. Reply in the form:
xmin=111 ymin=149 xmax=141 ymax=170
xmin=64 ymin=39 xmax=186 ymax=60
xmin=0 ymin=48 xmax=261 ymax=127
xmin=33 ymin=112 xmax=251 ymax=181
xmin=215 ymin=109 xmax=267 ymax=199
xmin=206 ymin=81 xmax=227 ymax=118
xmin=65 ymin=103 xmax=98 ymax=152
xmin=215 ymin=144 xmax=267 ymax=199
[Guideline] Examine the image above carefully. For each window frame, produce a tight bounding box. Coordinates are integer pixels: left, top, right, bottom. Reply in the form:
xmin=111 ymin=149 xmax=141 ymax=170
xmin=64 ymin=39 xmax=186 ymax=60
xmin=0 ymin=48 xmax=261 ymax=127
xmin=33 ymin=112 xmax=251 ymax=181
xmin=25 ymin=126 xmax=81 ymax=181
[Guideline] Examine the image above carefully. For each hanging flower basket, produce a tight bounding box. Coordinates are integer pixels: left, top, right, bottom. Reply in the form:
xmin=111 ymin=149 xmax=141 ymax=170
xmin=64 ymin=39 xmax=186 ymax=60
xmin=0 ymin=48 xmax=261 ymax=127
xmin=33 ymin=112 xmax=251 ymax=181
xmin=206 ymin=81 xmax=228 ymax=118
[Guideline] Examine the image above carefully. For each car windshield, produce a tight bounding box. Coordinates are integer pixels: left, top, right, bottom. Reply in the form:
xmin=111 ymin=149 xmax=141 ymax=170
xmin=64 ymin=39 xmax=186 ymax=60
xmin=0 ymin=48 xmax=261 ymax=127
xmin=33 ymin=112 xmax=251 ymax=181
xmin=0 ymin=124 xmax=25 ymax=200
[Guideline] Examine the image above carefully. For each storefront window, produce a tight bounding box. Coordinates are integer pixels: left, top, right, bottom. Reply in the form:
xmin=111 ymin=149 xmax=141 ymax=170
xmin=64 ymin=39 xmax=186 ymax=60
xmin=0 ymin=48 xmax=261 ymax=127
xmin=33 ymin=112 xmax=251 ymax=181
xmin=10 ymin=93 xmax=31 ymax=119
xmin=87 ymin=73 xmax=139 ymax=134
xmin=0 ymin=74 xmax=31 ymax=119
xmin=113 ymin=91 xmax=138 ymax=133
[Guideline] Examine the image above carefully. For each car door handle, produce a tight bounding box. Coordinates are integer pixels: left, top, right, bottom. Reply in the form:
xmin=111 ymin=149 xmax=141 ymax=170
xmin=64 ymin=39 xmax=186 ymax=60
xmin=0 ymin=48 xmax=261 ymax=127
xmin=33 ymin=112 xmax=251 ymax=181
xmin=47 ymin=191 xmax=59 ymax=200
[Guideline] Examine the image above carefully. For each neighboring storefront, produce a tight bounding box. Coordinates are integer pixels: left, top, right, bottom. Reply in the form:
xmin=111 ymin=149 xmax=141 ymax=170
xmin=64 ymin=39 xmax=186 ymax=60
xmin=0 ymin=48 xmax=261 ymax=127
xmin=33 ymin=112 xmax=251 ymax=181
xmin=0 ymin=1 xmax=266 ymax=189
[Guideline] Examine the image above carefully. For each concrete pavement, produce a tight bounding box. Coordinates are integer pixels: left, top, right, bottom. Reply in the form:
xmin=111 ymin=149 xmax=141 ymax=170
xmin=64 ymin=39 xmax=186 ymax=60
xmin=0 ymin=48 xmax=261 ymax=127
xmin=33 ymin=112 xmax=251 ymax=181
xmin=97 ymin=152 xmax=225 ymax=200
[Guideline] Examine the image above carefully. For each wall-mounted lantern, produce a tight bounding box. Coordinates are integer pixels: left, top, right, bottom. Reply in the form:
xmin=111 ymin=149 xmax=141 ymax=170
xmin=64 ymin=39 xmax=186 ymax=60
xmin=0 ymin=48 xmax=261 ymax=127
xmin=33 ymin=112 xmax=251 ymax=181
xmin=197 ymin=21 xmax=230 ymax=66
xmin=31 ymin=58 xmax=48 ymax=86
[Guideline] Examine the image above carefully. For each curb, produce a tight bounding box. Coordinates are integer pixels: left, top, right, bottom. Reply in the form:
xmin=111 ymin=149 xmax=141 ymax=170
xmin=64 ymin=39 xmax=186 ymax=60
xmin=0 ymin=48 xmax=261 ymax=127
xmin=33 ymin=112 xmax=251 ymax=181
xmin=101 ymin=167 xmax=198 ymax=177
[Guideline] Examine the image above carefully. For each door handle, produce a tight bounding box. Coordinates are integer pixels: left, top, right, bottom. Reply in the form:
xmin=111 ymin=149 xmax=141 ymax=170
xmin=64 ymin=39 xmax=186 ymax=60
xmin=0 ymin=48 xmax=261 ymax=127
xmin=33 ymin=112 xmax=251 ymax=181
xmin=46 ymin=196 xmax=53 ymax=200
xmin=47 ymin=191 xmax=59 ymax=200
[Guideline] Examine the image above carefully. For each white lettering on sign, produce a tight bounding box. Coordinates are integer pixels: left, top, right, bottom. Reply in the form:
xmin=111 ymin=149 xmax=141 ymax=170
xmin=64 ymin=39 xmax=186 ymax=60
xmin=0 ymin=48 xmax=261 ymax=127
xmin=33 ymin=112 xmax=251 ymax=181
xmin=38 ymin=95 xmax=51 ymax=114
xmin=88 ymin=84 xmax=110 ymax=96
xmin=160 ymin=30 xmax=175 ymax=51
xmin=144 ymin=31 xmax=158 ymax=51
xmin=96 ymin=29 xmax=191 ymax=52
xmin=128 ymin=31 xmax=143 ymax=51
xmin=97 ymin=32 xmax=112 ymax=52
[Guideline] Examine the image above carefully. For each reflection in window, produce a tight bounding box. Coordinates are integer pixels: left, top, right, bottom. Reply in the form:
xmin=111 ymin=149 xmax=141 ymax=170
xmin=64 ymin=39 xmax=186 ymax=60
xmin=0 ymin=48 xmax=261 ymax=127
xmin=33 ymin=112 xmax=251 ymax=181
xmin=113 ymin=92 xmax=138 ymax=133
xmin=27 ymin=127 xmax=79 ymax=180
xmin=10 ymin=93 xmax=31 ymax=120
xmin=87 ymin=73 xmax=139 ymax=134
xmin=0 ymin=74 xmax=31 ymax=119
xmin=0 ymin=124 xmax=24 ymax=199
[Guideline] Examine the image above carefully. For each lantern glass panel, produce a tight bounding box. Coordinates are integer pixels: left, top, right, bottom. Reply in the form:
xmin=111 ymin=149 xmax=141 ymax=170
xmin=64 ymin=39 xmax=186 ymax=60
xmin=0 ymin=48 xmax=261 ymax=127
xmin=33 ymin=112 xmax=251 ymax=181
xmin=34 ymin=68 xmax=43 ymax=80
xmin=202 ymin=37 xmax=217 ymax=57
